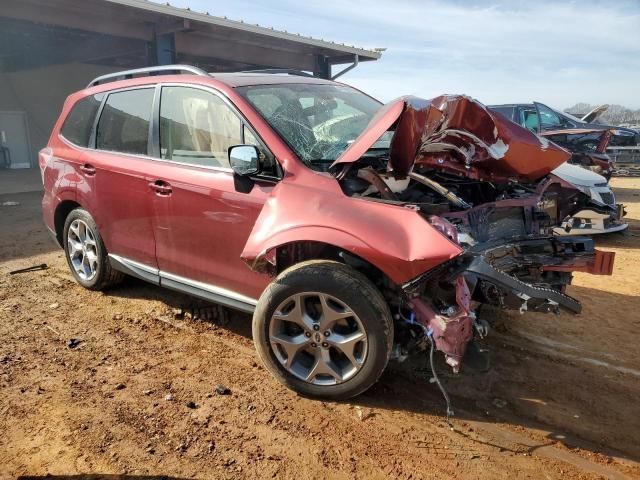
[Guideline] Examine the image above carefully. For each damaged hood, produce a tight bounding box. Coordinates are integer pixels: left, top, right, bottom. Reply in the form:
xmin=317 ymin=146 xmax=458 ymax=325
xmin=581 ymin=104 xmax=609 ymax=123
xmin=540 ymin=127 xmax=612 ymax=154
xmin=333 ymin=95 xmax=571 ymax=182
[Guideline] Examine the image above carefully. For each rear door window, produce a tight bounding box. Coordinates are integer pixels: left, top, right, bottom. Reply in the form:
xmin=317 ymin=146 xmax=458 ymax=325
xmin=60 ymin=94 xmax=104 ymax=147
xmin=490 ymin=106 xmax=515 ymax=122
xmin=96 ymin=88 xmax=154 ymax=155
xmin=519 ymin=107 xmax=539 ymax=132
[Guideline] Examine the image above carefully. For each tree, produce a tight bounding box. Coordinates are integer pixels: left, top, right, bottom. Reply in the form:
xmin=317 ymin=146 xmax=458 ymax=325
xmin=565 ymin=103 xmax=640 ymax=126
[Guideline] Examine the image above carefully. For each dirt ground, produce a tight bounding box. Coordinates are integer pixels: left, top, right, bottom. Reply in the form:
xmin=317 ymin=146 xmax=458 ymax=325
xmin=1 ymin=177 xmax=640 ymax=480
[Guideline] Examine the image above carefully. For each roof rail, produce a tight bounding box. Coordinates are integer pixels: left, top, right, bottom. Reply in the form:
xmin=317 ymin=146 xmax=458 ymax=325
xmin=236 ymin=68 xmax=314 ymax=78
xmin=87 ymin=64 xmax=209 ymax=88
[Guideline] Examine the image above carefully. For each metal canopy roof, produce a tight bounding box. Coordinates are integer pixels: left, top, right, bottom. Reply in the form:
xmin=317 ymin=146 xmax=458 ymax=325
xmin=0 ymin=0 xmax=384 ymax=78
xmin=1 ymin=0 xmax=382 ymax=76
xmin=106 ymin=0 xmax=383 ymax=62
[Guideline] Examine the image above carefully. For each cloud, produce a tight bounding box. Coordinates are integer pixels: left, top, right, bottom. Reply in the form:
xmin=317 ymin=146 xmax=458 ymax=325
xmin=158 ymin=0 xmax=640 ymax=108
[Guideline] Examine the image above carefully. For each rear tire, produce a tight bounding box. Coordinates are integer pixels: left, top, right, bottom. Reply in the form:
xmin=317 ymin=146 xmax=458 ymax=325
xmin=253 ymin=260 xmax=393 ymax=400
xmin=63 ymin=208 xmax=123 ymax=290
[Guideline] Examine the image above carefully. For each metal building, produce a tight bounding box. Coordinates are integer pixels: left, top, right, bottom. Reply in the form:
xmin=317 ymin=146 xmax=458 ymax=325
xmin=0 ymin=0 xmax=382 ymax=169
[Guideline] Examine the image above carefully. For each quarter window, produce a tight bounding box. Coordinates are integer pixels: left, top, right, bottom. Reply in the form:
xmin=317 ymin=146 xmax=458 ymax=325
xmin=60 ymin=94 xmax=104 ymax=147
xmin=160 ymin=86 xmax=242 ymax=168
xmin=96 ymin=88 xmax=154 ymax=155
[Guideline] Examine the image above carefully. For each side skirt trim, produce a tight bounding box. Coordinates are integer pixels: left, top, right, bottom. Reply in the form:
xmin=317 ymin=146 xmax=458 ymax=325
xmin=108 ymin=254 xmax=257 ymax=313
xmin=109 ymin=254 xmax=160 ymax=285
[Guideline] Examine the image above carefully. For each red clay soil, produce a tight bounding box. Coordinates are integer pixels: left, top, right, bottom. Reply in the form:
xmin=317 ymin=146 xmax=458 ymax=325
xmin=1 ymin=178 xmax=639 ymax=479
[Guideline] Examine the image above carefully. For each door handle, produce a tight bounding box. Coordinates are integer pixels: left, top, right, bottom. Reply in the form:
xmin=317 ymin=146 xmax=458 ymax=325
xmin=149 ymin=180 xmax=172 ymax=196
xmin=80 ymin=164 xmax=96 ymax=176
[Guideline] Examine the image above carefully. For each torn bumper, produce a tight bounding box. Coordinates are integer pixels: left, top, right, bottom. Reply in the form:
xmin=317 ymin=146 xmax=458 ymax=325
xmin=553 ymin=206 xmax=628 ymax=236
xmin=404 ymin=236 xmax=615 ymax=371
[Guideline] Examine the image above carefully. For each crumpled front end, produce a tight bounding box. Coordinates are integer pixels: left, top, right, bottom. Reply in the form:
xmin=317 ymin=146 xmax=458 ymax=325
xmin=328 ymin=94 xmax=619 ymax=373
xmin=250 ymin=92 xmax=619 ymax=374
xmin=402 ymin=231 xmax=614 ymax=372
xmin=334 ymin=94 xmax=572 ymax=182
xmin=541 ymin=128 xmax=614 ymax=178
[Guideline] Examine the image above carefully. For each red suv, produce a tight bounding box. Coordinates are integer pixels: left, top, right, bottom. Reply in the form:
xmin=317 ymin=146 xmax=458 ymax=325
xmin=41 ymin=65 xmax=614 ymax=400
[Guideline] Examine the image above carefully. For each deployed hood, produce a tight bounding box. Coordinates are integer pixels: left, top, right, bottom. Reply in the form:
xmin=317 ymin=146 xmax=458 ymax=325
xmin=540 ymin=127 xmax=611 ymax=154
xmin=581 ymin=104 xmax=609 ymax=123
xmin=333 ymin=95 xmax=571 ymax=182
xmin=552 ymin=162 xmax=607 ymax=188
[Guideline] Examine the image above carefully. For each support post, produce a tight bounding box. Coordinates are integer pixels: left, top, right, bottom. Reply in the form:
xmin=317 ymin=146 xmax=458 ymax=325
xmin=149 ymin=32 xmax=176 ymax=66
xmin=313 ymin=55 xmax=330 ymax=79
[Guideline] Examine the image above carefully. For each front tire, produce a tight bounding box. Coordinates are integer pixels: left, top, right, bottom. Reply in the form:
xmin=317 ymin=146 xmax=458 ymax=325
xmin=63 ymin=208 xmax=123 ymax=290
xmin=253 ymin=260 xmax=393 ymax=400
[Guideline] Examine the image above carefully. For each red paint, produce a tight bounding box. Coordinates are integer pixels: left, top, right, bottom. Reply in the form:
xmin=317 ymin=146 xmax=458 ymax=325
xmin=542 ymin=249 xmax=615 ymax=276
xmin=42 ymin=74 xmax=463 ymax=299
xmin=334 ymin=95 xmax=571 ymax=182
xmin=240 ymin=171 xmax=463 ymax=285
xmin=41 ymin=73 xmax=613 ymax=310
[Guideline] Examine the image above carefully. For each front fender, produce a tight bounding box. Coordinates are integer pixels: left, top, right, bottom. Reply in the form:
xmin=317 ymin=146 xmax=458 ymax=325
xmin=240 ymin=177 xmax=463 ymax=284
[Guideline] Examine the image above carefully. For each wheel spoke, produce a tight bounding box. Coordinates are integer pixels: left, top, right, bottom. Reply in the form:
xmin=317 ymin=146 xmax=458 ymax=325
xmin=269 ymin=291 xmax=368 ymax=386
xmin=86 ymin=250 xmax=98 ymax=272
xmin=72 ymin=254 xmax=85 ymax=276
xmin=69 ymin=222 xmax=81 ymax=240
xmin=67 ymin=219 xmax=99 ymax=281
xmin=82 ymin=254 xmax=92 ymax=278
xmin=328 ymin=331 xmax=366 ymax=367
xmin=305 ymin=348 xmax=342 ymax=383
xmin=271 ymin=333 xmax=308 ymax=366
xmin=85 ymin=231 xmax=96 ymax=247
xmin=78 ymin=222 xmax=87 ymax=243
xmin=68 ymin=238 xmax=82 ymax=256
xmin=272 ymin=294 xmax=314 ymax=331
xmin=318 ymin=293 xmax=354 ymax=330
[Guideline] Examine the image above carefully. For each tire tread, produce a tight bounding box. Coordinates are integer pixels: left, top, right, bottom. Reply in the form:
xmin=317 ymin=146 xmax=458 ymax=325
xmin=63 ymin=208 xmax=124 ymax=291
xmin=253 ymin=259 xmax=393 ymax=400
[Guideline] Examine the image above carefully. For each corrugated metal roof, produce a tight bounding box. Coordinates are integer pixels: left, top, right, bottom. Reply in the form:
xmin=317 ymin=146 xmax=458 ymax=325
xmin=103 ymin=0 xmax=383 ymax=60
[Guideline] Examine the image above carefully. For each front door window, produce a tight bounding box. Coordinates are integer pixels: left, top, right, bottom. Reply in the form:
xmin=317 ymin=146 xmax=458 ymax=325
xmin=537 ymin=104 xmax=563 ymax=130
xmin=160 ymin=86 xmax=242 ymax=168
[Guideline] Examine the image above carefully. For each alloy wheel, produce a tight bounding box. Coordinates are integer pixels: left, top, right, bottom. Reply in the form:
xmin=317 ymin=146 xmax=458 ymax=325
xmin=269 ymin=292 xmax=368 ymax=385
xmin=67 ymin=219 xmax=99 ymax=281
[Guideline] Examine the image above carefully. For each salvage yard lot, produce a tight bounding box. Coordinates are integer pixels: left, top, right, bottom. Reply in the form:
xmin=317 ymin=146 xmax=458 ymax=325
xmin=1 ymin=178 xmax=640 ymax=479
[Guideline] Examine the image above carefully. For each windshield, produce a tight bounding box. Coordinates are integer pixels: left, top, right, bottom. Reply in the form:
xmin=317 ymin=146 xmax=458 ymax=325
xmin=546 ymin=104 xmax=583 ymax=123
xmin=236 ymin=83 xmax=382 ymax=169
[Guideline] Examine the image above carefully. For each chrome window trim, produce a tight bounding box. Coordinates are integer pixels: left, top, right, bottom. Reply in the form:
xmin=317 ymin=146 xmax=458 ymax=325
xmin=60 ymin=134 xmax=236 ymax=174
xmin=156 ymin=82 xmax=280 ymax=177
xmin=94 ymin=85 xmax=157 ymax=156
xmin=58 ymin=82 xmax=281 ymax=178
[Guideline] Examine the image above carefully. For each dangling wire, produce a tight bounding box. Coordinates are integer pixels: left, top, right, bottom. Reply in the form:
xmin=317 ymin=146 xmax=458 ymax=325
xmin=427 ymin=328 xmax=455 ymax=428
xmin=405 ymin=310 xmax=455 ymax=428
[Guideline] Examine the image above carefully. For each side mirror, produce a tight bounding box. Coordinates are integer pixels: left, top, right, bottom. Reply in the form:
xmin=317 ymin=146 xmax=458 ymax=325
xmin=229 ymin=145 xmax=260 ymax=176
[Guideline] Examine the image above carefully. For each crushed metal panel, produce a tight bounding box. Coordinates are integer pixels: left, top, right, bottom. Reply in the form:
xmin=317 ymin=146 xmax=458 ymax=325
xmin=333 ymin=95 xmax=571 ymax=182
xmin=239 ymin=172 xmax=463 ymax=284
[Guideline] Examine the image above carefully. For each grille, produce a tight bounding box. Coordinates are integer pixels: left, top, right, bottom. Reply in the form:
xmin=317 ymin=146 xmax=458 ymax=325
xmin=599 ymin=192 xmax=615 ymax=205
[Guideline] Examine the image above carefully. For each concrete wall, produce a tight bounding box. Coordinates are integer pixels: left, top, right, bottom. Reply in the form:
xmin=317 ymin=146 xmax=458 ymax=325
xmin=0 ymin=63 xmax=120 ymax=167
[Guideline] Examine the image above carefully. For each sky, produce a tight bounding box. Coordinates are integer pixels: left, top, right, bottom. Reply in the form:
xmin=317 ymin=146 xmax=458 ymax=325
xmin=155 ymin=0 xmax=640 ymax=109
